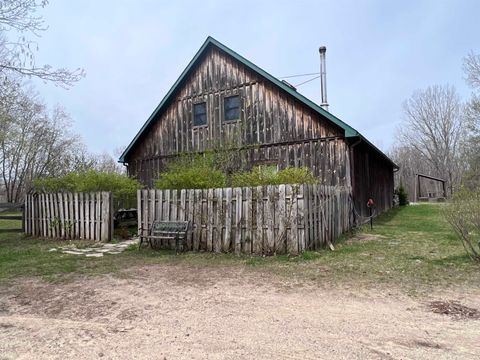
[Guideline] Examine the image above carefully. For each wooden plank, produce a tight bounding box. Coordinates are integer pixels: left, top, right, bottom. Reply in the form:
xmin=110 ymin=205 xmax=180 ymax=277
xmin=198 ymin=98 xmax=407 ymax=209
xmin=179 ymin=189 xmax=187 ymax=249
xmin=23 ymin=195 xmax=28 ymax=235
xmin=297 ymin=185 xmax=305 ymax=253
xmin=193 ymin=189 xmax=202 ymax=251
xmin=149 ymin=189 xmax=157 ymax=240
xmin=277 ymin=184 xmax=286 ymax=254
xmin=74 ymin=192 xmax=79 ymax=239
xmin=155 ymin=189 xmax=162 ymax=223
xmin=171 ymin=189 xmax=178 ymax=248
xmin=68 ymin=192 xmax=74 ymax=239
xmin=47 ymin=193 xmax=52 ymax=238
xmin=31 ymin=194 xmax=35 ymax=236
xmin=200 ymin=189 xmax=208 ymax=250
xmin=187 ymin=189 xmax=195 ymax=250
xmin=265 ymin=185 xmax=275 ymax=255
xmin=206 ymin=188 xmax=213 ymax=252
xmin=224 ymin=187 xmax=232 ymax=252
xmin=101 ymin=192 xmax=110 ymax=241
xmin=137 ymin=189 xmax=142 ymax=241
xmin=87 ymin=192 xmax=94 ymax=240
xmin=57 ymin=193 xmax=64 ymax=239
xmin=79 ymin=192 xmax=85 ymax=240
xmin=94 ymin=192 xmax=100 ymax=241
xmin=40 ymin=193 xmax=45 ymax=238
xmin=254 ymin=186 xmax=263 ymax=254
xmin=214 ymin=188 xmax=222 ymax=252
xmin=84 ymin=192 xmax=89 ymax=240
xmin=290 ymin=185 xmax=298 ymax=255
xmin=244 ymin=187 xmax=252 ymax=254
xmin=234 ymin=187 xmax=242 ymax=254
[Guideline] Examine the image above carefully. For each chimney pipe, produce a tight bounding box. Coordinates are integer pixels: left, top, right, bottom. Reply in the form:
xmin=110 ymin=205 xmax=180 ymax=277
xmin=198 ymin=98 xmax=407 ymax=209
xmin=319 ymin=46 xmax=329 ymax=111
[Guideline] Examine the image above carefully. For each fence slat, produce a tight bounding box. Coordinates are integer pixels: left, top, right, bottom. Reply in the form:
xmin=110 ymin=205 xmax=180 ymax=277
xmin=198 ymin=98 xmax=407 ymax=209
xmin=224 ymin=187 xmax=232 ymax=252
xmin=277 ymin=185 xmax=286 ymax=254
xmin=214 ymin=188 xmax=222 ymax=253
xmin=254 ymin=186 xmax=263 ymax=254
xmin=234 ymin=187 xmax=242 ymax=254
xmin=265 ymin=185 xmax=275 ymax=255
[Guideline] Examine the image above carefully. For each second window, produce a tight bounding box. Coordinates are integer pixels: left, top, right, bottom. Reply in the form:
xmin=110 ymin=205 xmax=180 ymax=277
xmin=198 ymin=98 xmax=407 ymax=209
xmin=224 ymin=95 xmax=240 ymax=122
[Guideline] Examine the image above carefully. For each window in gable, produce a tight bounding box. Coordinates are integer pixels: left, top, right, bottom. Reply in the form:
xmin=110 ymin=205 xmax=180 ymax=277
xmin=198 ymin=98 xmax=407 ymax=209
xmin=193 ymin=102 xmax=207 ymax=126
xmin=223 ymin=95 xmax=240 ymax=122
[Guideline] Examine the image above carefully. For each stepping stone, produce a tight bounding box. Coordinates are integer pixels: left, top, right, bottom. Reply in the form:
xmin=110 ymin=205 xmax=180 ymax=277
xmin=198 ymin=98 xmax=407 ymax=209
xmin=86 ymin=253 xmax=104 ymax=257
xmin=63 ymin=251 xmax=85 ymax=255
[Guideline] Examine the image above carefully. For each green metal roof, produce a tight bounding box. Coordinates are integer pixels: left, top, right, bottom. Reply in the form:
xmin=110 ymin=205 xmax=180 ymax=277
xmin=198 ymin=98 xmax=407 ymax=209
xmin=119 ymin=36 xmax=397 ymax=168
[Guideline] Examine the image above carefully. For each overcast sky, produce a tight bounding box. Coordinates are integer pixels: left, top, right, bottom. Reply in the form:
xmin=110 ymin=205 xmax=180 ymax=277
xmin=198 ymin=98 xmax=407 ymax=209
xmin=30 ymin=0 xmax=479 ymax=157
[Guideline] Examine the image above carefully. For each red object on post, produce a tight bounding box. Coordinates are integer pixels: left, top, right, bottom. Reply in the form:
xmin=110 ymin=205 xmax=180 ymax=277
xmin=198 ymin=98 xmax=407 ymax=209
xmin=366 ymin=198 xmax=375 ymax=229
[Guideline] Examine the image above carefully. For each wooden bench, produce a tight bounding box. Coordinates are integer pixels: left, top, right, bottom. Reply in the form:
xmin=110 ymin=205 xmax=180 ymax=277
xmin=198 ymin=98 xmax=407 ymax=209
xmin=139 ymin=221 xmax=189 ymax=252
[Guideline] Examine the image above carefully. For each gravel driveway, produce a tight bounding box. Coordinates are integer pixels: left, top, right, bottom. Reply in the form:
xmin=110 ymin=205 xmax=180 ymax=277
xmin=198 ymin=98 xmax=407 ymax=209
xmin=1 ymin=264 xmax=479 ymax=359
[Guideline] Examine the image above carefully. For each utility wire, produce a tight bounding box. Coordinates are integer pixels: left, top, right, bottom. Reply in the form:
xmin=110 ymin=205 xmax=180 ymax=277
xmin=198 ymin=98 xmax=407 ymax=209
xmin=294 ymin=75 xmax=321 ymax=87
xmin=278 ymin=72 xmax=320 ymax=79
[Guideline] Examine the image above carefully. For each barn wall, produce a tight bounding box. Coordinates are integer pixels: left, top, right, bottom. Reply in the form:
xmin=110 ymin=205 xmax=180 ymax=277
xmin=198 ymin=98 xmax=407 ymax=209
xmin=126 ymin=45 xmax=349 ymax=187
xmin=128 ymin=137 xmax=350 ymax=188
xmin=351 ymin=142 xmax=394 ymax=217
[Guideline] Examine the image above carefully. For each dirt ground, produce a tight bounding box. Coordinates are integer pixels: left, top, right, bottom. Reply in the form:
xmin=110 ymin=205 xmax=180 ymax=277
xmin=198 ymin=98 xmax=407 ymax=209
xmin=0 ymin=265 xmax=479 ymax=360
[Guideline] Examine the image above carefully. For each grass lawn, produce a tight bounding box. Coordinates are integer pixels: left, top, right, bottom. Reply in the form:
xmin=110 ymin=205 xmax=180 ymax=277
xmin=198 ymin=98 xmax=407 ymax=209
xmin=0 ymin=204 xmax=478 ymax=291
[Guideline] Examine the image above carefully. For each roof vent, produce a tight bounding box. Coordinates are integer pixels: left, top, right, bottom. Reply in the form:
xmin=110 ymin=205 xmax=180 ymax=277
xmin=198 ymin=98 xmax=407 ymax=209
xmin=281 ymin=80 xmax=297 ymax=91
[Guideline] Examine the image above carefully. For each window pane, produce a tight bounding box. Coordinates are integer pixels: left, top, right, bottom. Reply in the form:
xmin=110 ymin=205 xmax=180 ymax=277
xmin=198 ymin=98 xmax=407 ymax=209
xmin=193 ymin=102 xmax=207 ymax=126
xmin=224 ymin=96 xmax=240 ymax=121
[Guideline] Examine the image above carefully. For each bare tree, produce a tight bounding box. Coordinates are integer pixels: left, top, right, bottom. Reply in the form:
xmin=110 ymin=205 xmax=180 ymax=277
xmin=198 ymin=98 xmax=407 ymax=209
xmin=398 ymin=85 xmax=466 ymax=195
xmin=91 ymin=152 xmax=125 ymax=174
xmin=462 ymin=52 xmax=480 ymax=189
xmin=0 ymin=80 xmax=84 ymax=202
xmin=0 ymin=0 xmax=83 ymax=87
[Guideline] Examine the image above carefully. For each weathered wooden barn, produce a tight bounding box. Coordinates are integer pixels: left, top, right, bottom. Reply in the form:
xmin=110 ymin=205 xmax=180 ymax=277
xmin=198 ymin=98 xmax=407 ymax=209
xmin=119 ymin=37 xmax=397 ymax=216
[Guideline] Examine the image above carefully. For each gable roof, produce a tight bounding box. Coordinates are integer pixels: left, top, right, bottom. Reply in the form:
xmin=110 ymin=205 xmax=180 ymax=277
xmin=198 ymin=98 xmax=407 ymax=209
xmin=119 ymin=36 xmax=397 ymax=169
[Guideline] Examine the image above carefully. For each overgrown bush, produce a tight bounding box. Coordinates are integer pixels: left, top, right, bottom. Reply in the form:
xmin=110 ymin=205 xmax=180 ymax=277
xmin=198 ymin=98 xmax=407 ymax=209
xmin=397 ymin=185 xmax=409 ymax=206
xmin=154 ymin=154 xmax=227 ymax=190
xmin=154 ymin=153 xmax=318 ymax=190
xmin=33 ymin=170 xmax=142 ymax=200
xmin=231 ymin=166 xmax=317 ymax=187
xmin=445 ymin=189 xmax=480 ymax=261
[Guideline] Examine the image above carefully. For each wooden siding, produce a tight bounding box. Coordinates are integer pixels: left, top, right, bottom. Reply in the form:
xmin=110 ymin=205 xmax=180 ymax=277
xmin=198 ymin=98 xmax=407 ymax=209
xmin=129 ymin=137 xmax=350 ymax=188
xmin=126 ymin=46 xmax=346 ymax=186
xmin=351 ymin=142 xmax=394 ymax=217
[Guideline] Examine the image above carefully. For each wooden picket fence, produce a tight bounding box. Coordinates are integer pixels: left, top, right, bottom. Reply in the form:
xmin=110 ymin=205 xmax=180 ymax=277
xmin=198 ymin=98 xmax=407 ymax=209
xmin=24 ymin=192 xmax=113 ymax=241
xmin=138 ymin=184 xmax=353 ymax=255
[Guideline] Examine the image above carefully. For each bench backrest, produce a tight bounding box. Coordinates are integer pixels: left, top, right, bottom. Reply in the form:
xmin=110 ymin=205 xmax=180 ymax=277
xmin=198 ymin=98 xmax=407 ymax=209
xmin=151 ymin=221 xmax=189 ymax=234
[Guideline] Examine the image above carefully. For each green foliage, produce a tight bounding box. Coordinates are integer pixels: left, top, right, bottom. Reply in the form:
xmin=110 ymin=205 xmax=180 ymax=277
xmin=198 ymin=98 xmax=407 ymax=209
xmin=397 ymin=185 xmax=409 ymax=206
xmin=33 ymin=170 xmax=142 ymax=199
xmin=445 ymin=188 xmax=480 ymax=261
xmin=230 ymin=166 xmax=317 ymax=187
xmin=154 ymin=154 xmax=318 ymax=190
xmin=154 ymin=154 xmax=227 ymax=190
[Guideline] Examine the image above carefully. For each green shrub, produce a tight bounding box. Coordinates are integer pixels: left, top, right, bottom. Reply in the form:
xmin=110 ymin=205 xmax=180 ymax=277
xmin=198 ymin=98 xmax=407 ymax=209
xmin=33 ymin=170 xmax=142 ymax=200
xmin=445 ymin=188 xmax=480 ymax=261
xmin=231 ymin=166 xmax=317 ymax=187
xmin=397 ymin=185 xmax=409 ymax=206
xmin=154 ymin=154 xmax=227 ymax=190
